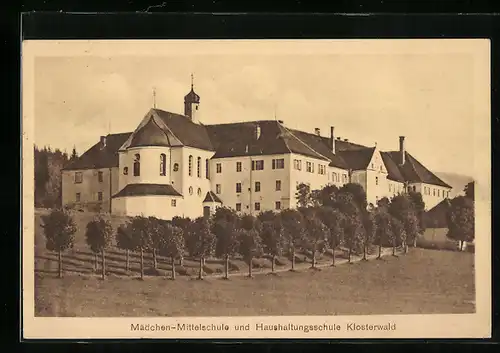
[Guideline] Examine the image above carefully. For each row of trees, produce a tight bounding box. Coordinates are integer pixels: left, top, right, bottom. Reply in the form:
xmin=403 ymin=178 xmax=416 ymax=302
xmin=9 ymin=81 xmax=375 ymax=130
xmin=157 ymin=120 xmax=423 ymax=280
xmin=41 ymin=182 xmax=426 ymax=280
xmin=35 ymin=145 xmax=78 ymax=208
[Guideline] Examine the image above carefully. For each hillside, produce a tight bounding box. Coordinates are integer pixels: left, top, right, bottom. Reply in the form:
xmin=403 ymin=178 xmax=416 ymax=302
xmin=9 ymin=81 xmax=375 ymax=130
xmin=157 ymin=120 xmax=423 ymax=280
xmin=435 ymin=172 xmax=474 ymax=199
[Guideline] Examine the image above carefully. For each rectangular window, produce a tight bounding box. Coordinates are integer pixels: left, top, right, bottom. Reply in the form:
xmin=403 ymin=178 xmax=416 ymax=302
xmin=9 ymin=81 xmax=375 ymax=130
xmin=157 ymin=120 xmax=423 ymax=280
xmin=236 ymin=183 xmax=242 ymax=193
xmin=254 ymin=202 xmax=261 ymax=211
xmin=437 ymin=189 xmax=440 ymax=197
xmin=272 ymin=158 xmax=285 ymax=169
xmin=75 ymin=193 xmax=81 ymax=202
xmin=98 ymin=171 xmax=103 ymax=183
xmin=236 ymin=203 xmax=242 ymax=211
xmin=318 ymin=164 xmax=326 ymax=175
xmin=255 ymin=181 xmax=261 ymax=192
xmin=97 ymin=192 xmax=103 ymax=201
xmin=389 ymin=184 xmax=392 ymax=192
xmin=275 ymin=180 xmax=281 ymax=191
xmin=75 ymin=172 xmax=83 ymax=184
xmin=216 ymin=163 xmax=222 ymax=173
xmin=433 ymin=189 xmax=435 ymax=196
xmin=293 ymin=159 xmax=302 ymax=170
xmin=171 ymin=199 xmax=176 ymax=207
xmin=306 ymin=161 xmax=313 ymax=173
xmin=252 ymin=160 xmax=264 ymax=171
xmin=375 ymin=176 xmax=379 ymax=186
xmin=206 ymin=159 xmax=209 ymax=179
xmin=275 ymin=201 xmax=281 ymax=210
xmin=236 ymin=161 xmax=242 ymax=172
xmin=343 ymin=174 xmax=348 ymax=183
xmin=216 ymin=184 xmax=221 ymax=194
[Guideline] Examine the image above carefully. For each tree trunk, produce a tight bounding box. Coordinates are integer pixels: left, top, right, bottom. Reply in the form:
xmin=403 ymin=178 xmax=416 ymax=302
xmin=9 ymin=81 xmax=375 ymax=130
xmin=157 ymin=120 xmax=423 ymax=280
xmin=291 ymin=247 xmax=296 ymax=271
xmin=363 ymin=244 xmax=367 ymax=261
xmin=153 ymin=248 xmax=157 ymax=269
xmin=58 ymin=250 xmax=63 ymax=278
xmin=348 ymin=246 xmax=352 ymax=263
xmin=171 ymin=256 xmax=176 ymax=280
xmin=140 ymin=247 xmax=144 ymax=280
xmin=392 ymin=240 xmax=396 ymax=256
xmin=331 ymin=242 xmax=336 ymax=266
xmin=377 ymin=244 xmax=382 ymax=259
xmin=101 ymin=249 xmax=106 ymax=280
xmin=203 ymin=257 xmax=206 ymax=267
xmin=126 ymin=249 xmax=130 ymax=273
xmin=224 ymin=255 xmax=229 ymax=279
xmin=311 ymin=251 xmax=316 ymax=269
xmin=248 ymin=256 xmax=253 ymax=278
xmin=198 ymin=256 xmax=204 ymax=280
xmin=271 ymin=255 xmax=276 ymax=273
xmin=179 ymin=256 xmax=183 ymax=266
xmin=413 ymin=236 xmax=417 ymax=248
xmin=94 ymin=253 xmax=98 ymax=272
xmin=404 ymin=242 xmax=408 ymax=254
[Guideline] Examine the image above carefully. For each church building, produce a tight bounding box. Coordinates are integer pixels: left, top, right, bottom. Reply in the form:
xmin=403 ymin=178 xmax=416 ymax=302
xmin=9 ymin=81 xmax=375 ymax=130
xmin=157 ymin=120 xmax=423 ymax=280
xmin=61 ymin=79 xmax=452 ymax=220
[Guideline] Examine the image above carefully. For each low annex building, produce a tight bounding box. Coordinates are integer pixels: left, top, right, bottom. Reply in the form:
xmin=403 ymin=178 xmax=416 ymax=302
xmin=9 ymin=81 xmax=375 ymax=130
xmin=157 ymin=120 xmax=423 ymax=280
xmin=61 ymin=81 xmax=452 ymax=220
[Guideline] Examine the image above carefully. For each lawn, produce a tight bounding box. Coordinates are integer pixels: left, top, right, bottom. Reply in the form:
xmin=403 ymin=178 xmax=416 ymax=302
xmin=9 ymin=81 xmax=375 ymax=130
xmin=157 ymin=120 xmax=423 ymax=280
xmin=34 ymin=248 xmax=475 ymax=317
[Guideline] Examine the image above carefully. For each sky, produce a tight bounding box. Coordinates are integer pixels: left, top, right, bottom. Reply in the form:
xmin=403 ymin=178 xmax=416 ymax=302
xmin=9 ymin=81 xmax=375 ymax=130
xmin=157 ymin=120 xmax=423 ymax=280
xmin=31 ymin=40 xmax=488 ymax=177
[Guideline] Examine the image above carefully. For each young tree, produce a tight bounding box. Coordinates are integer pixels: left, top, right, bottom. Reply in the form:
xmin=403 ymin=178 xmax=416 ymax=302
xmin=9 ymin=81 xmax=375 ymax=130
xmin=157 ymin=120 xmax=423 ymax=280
xmin=239 ymin=214 xmax=262 ymax=233
xmin=238 ymin=228 xmax=263 ymax=278
xmin=389 ymin=194 xmax=420 ymax=249
xmin=70 ymin=146 xmax=78 ymax=161
xmin=339 ymin=183 xmax=368 ymax=210
xmin=361 ymin=211 xmax=376 ymax=261
xmin=129 ymin=216 xmax=150 ymax=280
xmin=336 ymin=192 xmax=364 ymax=263
xmin=303 ymin=214 xmax=328 ymax=269
xmin=85 ymin=216 xmax=113 ymax=280
xmin=147 ymin=217 xmax=162 ymax=270
xmin=316 ymin=184 xmax=339 ymax=208
xmin=390 ymin=217 xmax=405 ymax=256
xmin=116 ymin=223 xmax=134 ymax=273
xmin=280 ymin=208 xmax=305 ymax=271
xmin=295 ymin=183 xmax=312 ymax=208
xmin=464 ymin=181 xmax=475 ymax=201
xmin=159 ymin=222 xmax=185 ymax=280
xmin=190 ymin=217 xmax=216 ymax=280
xmin=373 ymin=209 xmax=392 ymax=259
xmin=171 ymin=216 xmax=192 ymax=265
xmin=316 ymin=207 xmax=344 ymax=266
xmin=408 ymin=191 xmax=427 ymax=242
xmin=40 ymin=209 xmax=77 ymax=278
xmin=214 ymin=218 xmax=240 ymax=280
xmin=260 ymin=215 xmax=284 ymax=274
xmin=446 ymin=196 xmax=475 ymax=251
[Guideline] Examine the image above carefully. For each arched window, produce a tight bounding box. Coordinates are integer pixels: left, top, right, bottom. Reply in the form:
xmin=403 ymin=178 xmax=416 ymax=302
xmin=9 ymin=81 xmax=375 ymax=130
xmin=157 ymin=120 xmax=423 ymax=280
xmin=188 ymin=155 xmax=193 ymax=176
xmin=205 ymin=159 xmax=209 ymax=179
xmin=133 ymin=154 xmax=140 ymax=176
xmin=160 ymin=153 xmax=166 ymax=176
xmin=197 ymin=157 xmax=201 ymax=178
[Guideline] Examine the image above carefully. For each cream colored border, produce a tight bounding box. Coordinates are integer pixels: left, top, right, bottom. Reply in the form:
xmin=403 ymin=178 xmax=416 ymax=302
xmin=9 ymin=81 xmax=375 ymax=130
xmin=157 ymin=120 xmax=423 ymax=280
xmin=22 ymin=39 xmax=491 ymax=339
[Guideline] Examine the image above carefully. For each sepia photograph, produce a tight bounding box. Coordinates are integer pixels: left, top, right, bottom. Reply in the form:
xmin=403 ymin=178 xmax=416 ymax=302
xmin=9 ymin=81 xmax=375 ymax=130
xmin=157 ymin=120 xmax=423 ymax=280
xmin=22 ymin=39 xmax=491 ymax=339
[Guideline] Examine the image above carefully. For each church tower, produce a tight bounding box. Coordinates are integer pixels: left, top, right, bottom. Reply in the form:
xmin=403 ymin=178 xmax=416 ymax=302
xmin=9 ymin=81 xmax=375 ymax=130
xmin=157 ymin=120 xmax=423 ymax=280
xmin=184 ymin=74 xmax=200 ymax=123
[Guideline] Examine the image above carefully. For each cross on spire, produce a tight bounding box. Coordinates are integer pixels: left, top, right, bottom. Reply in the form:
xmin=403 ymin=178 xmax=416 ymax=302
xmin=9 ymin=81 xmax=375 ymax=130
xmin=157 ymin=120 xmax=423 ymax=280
xmin=191 ymin=73 xmax=194 ymax=89
xmin=152 ymin=87 xmax=156 ymax=108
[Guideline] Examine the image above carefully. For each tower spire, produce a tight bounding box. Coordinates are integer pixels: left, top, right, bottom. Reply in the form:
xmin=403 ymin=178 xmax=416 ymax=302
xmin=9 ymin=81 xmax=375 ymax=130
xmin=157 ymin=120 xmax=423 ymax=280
xmin=152 ymin=87 xmax=156 ymax=108
xmin=191 ymin=73 xmax=194 ymax=90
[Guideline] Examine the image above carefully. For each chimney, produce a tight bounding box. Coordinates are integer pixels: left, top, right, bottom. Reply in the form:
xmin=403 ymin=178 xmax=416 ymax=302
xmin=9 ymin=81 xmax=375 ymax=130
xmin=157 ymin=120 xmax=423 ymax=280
xmin=329 ymin=126 xmax=335 ymax=154
xmin=278 ymin=120 xmax=284 ymax=124
xmin=100 ymin=136 xmax=107 ymax=149
xmin=255 ymin=124 xmax=261 ymax=139
xmin=314 ymin=128 xmax=321 ymax=136
xmin=344 ymin=138 xmax=348 ymax=142
xmin=399 ymin=136 xmax=406 ymax=165
xmin=336 ymin=137 xmax=341 ymax=140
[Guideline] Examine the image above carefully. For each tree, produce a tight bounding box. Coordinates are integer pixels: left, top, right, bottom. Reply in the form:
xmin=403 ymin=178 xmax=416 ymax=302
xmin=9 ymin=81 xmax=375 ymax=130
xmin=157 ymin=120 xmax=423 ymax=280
xmin=171 ymin=216 xmax=192 ymax=265
xmin=116 ymin=224 xmax=134 ymax=273
xmin=373 ymin=209 xmax=392 ymax=259
xmin=389 ymin=194 xmax=420 ymax=249
xmin=339 ymin=183 xmax=368 ymax=210
xmin=408 ymin=191 xmax=427 ymax=238
xmin=85 ymin=216 xmax=113 ymax=280
xmin=464 ymin=181 xmax=475 ymax=201
xmin=70 ymin=146 xmax=78 ymax=161
xmin=295 ymin=183 xmax=312 ymax=208
xmin=159 ymin=222 xmax=185 ymax=280
xmin=260 ymin=214 xmax=284 ymax=274
xmin=361 ymin=211 xmax=376 ymax=261
xmin=336 ymin=192 xmax=364 ymax=263
xmin=147 ymin=217 xmax=162 ymax=270
xmin=190 ymin=217 xmax=216 ymax=280
xmin=446 ymin=196 xmax=475 ymax=251
xmin=238 ymin=228 xmax=263 ymax=278
xmin=239 ymin=214 xmax=262 ymax=233
xmin=314 ymin=184 xmax=339 ymax=208
xmin=390 ymin=217 xmax=405 ymax=256
xmin=40 ymin=209 xmax=77 ymax=278
xmin=316 ymin=207 xmax=344 ymax=267
xmin=280 ymin=208 xmax=305 ymax=271
xmin=129 ymin=216 xmax=150 ymax=280
xmin=213 ymin=207 xmax=240 ymax=279
xmin=303 ymin=213 xmax=328 ymax=269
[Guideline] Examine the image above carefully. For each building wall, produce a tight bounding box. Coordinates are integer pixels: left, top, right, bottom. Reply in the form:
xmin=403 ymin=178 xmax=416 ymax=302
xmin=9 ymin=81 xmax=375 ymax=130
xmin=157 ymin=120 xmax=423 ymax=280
xmin=411 ymin=182 xmax=451 ymax=210
xmin=385 ymin=179 xmax=405 ymax=199
xmin=210 ymin=154 xmax=292 ymax=215
xmin=112 ymin=195 xmax=184 ymax=220
xmin=62 ymin=167 xmax=119 ymax=212
xmin=365 ymin=149 xmax=389 ymax=206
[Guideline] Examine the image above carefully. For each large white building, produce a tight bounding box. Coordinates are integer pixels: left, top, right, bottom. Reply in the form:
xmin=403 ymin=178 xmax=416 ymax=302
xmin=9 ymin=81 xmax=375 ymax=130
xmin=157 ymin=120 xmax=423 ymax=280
xmin=61 ymin=82 xmax=452 ymax=219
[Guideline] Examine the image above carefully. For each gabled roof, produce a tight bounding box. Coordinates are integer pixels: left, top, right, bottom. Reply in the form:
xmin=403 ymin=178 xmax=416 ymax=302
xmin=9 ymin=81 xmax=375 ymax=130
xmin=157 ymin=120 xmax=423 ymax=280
xmin=425 ymin=198 xmax=451 ymax=228
xmin=128 ymin=117 xmax=174 ymax=148
xmin=112 ymin=183 xmax=182 ymax=198
xmin=203 ymin=191 xmax=222 ymax=203
xmin=383 ymin=151 xmax=452 ymax=188
xmin=380 ymin=152 xmax=406 ymax=182
xmin=337 ymin=147 xmax=376 ymax=171
xmin=63 ymin=132 xmax=131 ymax=171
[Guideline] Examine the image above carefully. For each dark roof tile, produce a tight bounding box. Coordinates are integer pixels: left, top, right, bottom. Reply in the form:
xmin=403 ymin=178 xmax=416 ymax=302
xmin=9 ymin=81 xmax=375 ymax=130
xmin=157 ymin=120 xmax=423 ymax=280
xmin=128 ymin=117 xmax=173 ymax=148
xmin=112 ymin=183 xmax=182 ymax=198
xmin=337 ymin=147 xmax=375 ymax=171
xmin=203 ymin=191 xmax=222 ymax=203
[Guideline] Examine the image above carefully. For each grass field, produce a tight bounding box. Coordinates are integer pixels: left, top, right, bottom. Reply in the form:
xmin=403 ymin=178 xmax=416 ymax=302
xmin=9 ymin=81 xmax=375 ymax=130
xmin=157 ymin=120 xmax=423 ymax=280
xmin=34 ymin=248 xmax=475 ymax=317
